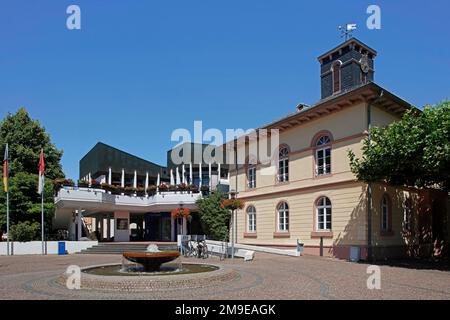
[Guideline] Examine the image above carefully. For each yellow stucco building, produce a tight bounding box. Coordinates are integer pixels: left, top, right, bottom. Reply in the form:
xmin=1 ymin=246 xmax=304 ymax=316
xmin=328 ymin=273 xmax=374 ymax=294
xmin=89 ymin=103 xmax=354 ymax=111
xmin=229 ymin=38 xmax=449 ymax=260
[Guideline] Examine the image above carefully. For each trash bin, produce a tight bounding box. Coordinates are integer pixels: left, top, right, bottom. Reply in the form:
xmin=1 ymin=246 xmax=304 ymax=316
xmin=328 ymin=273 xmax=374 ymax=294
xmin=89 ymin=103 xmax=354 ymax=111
xmin=58 ymin=241 xmax=66 ymax=255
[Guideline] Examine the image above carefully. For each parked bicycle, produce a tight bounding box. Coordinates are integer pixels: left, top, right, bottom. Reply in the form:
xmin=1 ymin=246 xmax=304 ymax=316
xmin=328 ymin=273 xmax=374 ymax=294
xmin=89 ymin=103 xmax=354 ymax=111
xmin=196 ymin=237 xmax=209 ymax=259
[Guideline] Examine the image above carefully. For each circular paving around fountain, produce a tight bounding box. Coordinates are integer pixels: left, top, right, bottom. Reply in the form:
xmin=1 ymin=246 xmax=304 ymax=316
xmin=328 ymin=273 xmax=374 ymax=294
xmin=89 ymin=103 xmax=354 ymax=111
xmin=58 ymin=262 xmax=239 ymax=292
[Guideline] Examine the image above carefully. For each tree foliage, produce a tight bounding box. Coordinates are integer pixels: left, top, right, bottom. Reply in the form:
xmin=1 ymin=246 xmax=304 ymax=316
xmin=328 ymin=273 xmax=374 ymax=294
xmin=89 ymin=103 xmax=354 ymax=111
xmin=196 ymin=191 xmax=231 ymax=241
xmin=349 ymin=101 xmax=450 ymax=190
xmin=0 ymin=108 xmax=64 ymax=236
xmin=9 ymin=221 xmax=41 ymax=242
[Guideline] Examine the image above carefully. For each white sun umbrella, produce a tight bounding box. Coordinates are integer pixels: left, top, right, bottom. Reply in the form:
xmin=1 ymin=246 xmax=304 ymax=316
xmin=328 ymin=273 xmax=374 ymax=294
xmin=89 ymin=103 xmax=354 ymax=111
xmin=182 ymin=164 xmax=186 ymax=184
xmin=189 ymin=163 xmax=193 ymax=185
xmin=199 ymin=163 xmax=202 ymax=186
xmin=170 ymin=169 xmax=174 ymax=185
xmin=176 ymin=167 xmax=181 ymax=185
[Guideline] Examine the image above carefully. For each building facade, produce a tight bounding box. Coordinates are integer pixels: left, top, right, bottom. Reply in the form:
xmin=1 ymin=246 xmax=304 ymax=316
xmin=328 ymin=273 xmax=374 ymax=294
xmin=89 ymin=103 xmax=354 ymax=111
xmin=229 ymin=38 xmax=449 ymax=260
xmin=54 ymin=142 xmax=229 ymax=242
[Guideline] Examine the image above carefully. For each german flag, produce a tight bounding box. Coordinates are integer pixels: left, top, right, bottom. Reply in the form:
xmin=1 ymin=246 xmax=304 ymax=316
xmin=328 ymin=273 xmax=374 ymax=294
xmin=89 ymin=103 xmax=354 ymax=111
xmin=3 ymin=144 xmax=8 ymax=192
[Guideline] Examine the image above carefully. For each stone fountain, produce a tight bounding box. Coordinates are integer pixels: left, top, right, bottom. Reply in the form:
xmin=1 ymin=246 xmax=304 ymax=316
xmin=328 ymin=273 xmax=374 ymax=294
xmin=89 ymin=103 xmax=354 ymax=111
xmin=122 ymin=244 xmax=180 ymax=272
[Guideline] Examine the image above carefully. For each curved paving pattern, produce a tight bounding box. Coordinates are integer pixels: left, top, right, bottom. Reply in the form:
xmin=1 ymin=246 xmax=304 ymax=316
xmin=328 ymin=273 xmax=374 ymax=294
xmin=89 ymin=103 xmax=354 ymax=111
xmin=1 ymin=253 xmax=450 ymax=299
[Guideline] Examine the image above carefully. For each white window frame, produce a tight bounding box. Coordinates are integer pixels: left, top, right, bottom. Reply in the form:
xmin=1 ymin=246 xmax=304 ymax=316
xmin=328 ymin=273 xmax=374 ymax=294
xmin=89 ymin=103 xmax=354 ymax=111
xmin=316 ymin=197 xmax=332 ymax=231
xmin=315 ymin=136 xmax=331 ymax=176
xmin=277 ymin=147 xmax=289 ymax=182
xmin=247 ymin=206 xmax=256 ymax=233
xmin=247 ymin=165 xmax=256 ymax=189
xmin=277 ymin=202 xmax=289 ymax=232
xmin=381 ymin=195 xmax=389 ymax=231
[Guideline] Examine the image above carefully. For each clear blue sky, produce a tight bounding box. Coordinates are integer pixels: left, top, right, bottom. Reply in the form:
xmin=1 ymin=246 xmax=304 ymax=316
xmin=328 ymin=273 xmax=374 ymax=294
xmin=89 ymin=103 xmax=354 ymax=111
xmin=1 ymin=0 xmax=449 ymax=179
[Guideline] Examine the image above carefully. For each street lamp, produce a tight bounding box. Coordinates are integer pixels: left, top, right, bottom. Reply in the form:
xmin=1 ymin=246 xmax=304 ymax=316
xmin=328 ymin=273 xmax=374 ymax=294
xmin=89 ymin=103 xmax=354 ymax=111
xmin=228 ymin=189 xmax=238 ymax=259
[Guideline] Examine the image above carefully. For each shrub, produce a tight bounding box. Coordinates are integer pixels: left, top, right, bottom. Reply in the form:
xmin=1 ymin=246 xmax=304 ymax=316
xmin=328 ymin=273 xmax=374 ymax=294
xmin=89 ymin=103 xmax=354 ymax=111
xmin=10 ymin=221 xmax=41 ymax=242
xmin=147 ymin=185 xmax=157 ymax=195
xmin=136 ymin=187 xmax=145 ymax=197
xmin=196 ymin=191 xmax=230 ymax=241
xmin=158 ymin=183 xmax=168 ymax=191
xmin=77 ymin=180 xmax=89 ymax=188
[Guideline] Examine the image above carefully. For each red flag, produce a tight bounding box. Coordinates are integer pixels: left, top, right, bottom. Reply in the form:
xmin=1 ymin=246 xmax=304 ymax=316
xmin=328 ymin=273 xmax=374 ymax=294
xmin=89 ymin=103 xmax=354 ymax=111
xmin=38 ymin=149 xmax=45 ymax=194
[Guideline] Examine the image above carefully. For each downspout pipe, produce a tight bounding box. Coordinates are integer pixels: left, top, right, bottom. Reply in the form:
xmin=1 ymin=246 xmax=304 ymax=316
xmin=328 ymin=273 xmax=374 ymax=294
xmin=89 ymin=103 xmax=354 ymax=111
xmin=367 ymin=90 xmax=384 ymax=262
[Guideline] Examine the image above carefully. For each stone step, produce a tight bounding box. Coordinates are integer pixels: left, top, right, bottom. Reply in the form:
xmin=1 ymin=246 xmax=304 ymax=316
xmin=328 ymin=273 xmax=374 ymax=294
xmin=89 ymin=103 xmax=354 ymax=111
xmin=78 ymin=243 xmax=178 ymax=254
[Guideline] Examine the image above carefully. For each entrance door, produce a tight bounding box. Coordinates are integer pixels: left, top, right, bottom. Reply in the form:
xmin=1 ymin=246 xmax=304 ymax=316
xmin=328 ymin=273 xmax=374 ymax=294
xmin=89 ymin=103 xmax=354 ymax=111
xmin=144 ymin=213 xmax=173 ymax=241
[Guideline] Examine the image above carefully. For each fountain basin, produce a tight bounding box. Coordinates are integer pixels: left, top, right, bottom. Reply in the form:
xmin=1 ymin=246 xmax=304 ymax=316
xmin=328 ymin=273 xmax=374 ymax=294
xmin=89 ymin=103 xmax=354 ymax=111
xmin=123 ymin=251 xmax=180 ymax=272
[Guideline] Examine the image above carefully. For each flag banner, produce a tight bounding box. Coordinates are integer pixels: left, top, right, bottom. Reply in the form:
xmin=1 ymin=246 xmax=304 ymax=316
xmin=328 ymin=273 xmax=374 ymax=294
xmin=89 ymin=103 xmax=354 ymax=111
xmin=38 ymin=148 xmax=45 ymax=194
xmin=3 ymin=144 xmax=8 ymax=192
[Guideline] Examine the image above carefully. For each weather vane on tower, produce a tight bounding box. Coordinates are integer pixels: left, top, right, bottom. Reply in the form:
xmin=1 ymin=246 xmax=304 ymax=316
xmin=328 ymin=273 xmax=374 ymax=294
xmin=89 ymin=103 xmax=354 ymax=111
xmin=338 ymin=23 xmax=357 ymax=41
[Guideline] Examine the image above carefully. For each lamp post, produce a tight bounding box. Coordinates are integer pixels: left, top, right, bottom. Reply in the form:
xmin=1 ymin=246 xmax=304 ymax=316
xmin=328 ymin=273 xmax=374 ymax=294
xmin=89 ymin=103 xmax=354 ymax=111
xmin=228 ymin=189 xmax=238 ymax=259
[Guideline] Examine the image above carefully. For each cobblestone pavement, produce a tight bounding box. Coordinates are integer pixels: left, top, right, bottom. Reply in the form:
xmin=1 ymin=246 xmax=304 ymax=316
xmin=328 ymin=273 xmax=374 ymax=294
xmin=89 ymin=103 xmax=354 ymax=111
xmin=0 ymin=253 xmax=449 ymax=300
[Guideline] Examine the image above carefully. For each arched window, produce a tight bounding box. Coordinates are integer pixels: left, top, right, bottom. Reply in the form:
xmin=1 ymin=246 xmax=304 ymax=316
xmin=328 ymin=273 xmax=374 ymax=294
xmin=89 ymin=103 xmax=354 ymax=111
xmin=332 ymin=61 xmax=341 ymax=94
xmin=278 ymin=146 xmax=289 ymax=182
xmin=277 ymin=202 xmax=289 ymax=232
xmin=247 ymin=206 xmax=256 ymax=232
xmin=315 ymin=135 xmax=331 ymax=176
xmin=381 ymin=195 xmax=390 ymax=231
xmin=316 ymin=197 xmax=332 ymax=230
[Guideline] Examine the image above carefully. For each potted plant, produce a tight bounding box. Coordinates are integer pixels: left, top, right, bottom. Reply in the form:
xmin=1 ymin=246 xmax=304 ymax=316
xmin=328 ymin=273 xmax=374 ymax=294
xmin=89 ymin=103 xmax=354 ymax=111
xmin=135 ymin=187 xmax=146 ymax=197
xmin=189 ymin=184 xmax=198 ymax=193
xmin=169 ymin=184 xmax=177 ymax=192
xmin=158 ymin=183 xmax=168 ymax=192
xmin=171 ymin=208 xmax=191 ymax=219
xmin=221 ymin=198 xmax=245 ymax=211
xmin=177 ymin=183 xmax=188 ymax=192
xmin=53 ymin=178 xmax=74 ymax=194
xmin=147 ymin=184 xmax=157 ymax=196
xmin=124 ymin=186 xmax=136 ymax=196
xmin=91 ymin=179 xmax=101 ymax=188
xmin=77 ymin=180 xmax=89 ymax=188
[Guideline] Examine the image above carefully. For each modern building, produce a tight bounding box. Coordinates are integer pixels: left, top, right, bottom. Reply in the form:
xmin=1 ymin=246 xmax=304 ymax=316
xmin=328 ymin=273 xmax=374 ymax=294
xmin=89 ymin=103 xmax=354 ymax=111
xmin=53 ymin=142 xmax=229 ymax=242
xmin=228 ymin=38 xmax=449 ymax=260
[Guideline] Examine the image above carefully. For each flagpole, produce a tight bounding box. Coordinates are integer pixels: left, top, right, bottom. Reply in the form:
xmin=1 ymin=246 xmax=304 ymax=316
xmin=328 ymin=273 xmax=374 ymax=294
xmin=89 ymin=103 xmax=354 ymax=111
xmin=6 ymin=166 xmax=9 ymax=256
xmin=41 ymin=189 xmax=44 ymax=255
xmin=5 ymin=144 xmax=9 ymax=256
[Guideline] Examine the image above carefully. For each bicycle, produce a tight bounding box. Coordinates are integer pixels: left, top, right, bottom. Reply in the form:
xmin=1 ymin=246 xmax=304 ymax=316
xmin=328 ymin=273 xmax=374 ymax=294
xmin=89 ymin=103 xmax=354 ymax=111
xmin=196 ymin=237 xmax=209 ymax=259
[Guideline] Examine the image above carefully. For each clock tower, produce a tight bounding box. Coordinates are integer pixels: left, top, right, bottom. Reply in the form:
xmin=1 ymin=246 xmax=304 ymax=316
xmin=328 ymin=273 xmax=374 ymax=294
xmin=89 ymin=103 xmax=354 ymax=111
xmin=317 ymin=38 xmax=377 ymax=99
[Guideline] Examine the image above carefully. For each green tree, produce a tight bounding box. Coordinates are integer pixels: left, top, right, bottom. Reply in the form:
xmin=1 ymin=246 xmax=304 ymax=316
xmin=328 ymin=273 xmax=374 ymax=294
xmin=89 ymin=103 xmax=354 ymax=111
xmin=348 ymin=101 xmax=450 ymax=190
xmin=0 ymin=108 xmax=64 ymax=238
xmin=196 ymin=191 xmax=230 ymax=241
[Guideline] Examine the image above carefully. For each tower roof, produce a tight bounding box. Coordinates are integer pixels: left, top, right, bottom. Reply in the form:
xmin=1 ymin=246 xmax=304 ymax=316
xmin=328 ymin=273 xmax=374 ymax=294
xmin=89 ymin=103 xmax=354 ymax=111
xmin=317 ymin=37 xmax=377 ymax=63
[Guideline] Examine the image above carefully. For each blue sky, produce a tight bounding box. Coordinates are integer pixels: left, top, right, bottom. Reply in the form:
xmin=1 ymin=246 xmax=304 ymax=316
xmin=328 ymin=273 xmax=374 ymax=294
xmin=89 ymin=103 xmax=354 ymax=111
xmin=0 ymin=0 xmax=449 ymax=179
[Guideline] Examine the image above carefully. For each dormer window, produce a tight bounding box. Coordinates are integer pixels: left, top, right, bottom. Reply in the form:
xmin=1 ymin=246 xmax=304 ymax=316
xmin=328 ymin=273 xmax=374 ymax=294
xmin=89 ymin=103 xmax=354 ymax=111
xmin=332 ymin=61 xmax=342 ymax=94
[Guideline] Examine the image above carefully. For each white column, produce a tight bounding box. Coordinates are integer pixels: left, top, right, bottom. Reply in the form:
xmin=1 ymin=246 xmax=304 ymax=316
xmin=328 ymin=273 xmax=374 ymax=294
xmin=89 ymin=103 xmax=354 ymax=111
xmin=176 ymin=167 xmax=180 ymax=185
xmin=218 ymin=163 xmax=221 ymax=181
xmin=88 ymin=172 xmax=92 ymax=186
xmin=77 ymin=209 xmax=82 ymax=240
xmin=107 ymin=215 xmax=111 ymax=241
xmin=170 ymin=169 xmax=174 ymax=185
xmin=227 ymin=172 xmax=230 ymax=181
xmin=156 ymin=173 xmax=160 ymax=191
xmin=208 ymin=162 xmax=212 ymax=189
xmin=121 ymin=169 xmax=125 ymax=187
xmin=171 ymin=217 xmax=175 ymax=241
xmin=199 ymin=163 xmax=202 ymax=186
xmin=145 ymin=172 xmax=149 ymax=193
xmin=182 ymin=164 xmax=186 ymax=184
xmin=133 ymin=170 xmax=137 ymax=189
xmin=189 ymin=163 xmax=193 ymax=185
xmin=183 ymin=218 xmax=187 ymax=235
xmin=108 ymin=167 xmax=112 ymax=185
